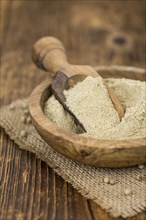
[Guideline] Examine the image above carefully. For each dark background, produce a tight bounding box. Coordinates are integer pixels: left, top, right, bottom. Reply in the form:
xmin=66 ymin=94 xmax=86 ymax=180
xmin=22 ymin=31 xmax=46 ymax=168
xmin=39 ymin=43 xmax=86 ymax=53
xmin=0 ymin=1 xmax=146 ymax=220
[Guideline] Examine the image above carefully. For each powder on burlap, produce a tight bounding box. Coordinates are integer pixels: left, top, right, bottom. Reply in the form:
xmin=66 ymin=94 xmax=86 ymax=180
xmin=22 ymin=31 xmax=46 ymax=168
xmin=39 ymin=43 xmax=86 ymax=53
xmin=44 ymin=77 xmax=146 ymax=140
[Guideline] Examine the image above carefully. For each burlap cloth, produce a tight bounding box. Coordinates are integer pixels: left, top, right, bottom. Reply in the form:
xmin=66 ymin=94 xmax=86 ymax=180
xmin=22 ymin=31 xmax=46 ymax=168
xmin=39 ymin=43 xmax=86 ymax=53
xmin=0 ymin=99 xmax=146 ymax=219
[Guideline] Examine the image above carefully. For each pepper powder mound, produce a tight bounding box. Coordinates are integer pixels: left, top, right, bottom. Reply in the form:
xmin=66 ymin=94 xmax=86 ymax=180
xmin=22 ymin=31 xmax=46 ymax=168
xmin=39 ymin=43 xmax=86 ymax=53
xmin=44 ymin=77 xmax=146 ymax=140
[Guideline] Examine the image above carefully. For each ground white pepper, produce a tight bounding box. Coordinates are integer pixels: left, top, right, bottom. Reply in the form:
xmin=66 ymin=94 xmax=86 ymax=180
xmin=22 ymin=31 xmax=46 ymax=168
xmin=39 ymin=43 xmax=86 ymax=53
xmin=109 ymin=178 xmax=115 ymax=185
xmin=20 ymin=130 xmax=27 ymax=138
xmin=44 ymin=77 xmax=146 ymax=140
xmin=138 ymin=164 xmax=144 ymax=170
xmin=124 ymin=188 xmax=131 ymax=196
xmin=103 ymin=176 xmax=109 ymax=184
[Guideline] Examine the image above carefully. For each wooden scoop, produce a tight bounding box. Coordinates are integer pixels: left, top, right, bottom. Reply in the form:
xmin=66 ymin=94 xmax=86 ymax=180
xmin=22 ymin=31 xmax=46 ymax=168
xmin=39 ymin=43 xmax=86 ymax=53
xmin=32 ymin=37 xmax=124 ymax=132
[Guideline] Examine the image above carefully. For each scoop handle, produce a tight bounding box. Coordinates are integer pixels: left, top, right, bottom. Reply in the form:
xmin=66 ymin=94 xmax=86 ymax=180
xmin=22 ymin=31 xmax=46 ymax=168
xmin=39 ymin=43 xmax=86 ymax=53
xmin=32 ymin=37 xmax=124 ymax=120
xmin=32 ymin=37 xmax=98 ymax=77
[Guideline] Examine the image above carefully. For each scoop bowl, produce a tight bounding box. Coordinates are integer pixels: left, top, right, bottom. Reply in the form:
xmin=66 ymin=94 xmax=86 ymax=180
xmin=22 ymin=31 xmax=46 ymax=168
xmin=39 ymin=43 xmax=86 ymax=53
xmin=29 ymin=65 xmax=146 ymax=167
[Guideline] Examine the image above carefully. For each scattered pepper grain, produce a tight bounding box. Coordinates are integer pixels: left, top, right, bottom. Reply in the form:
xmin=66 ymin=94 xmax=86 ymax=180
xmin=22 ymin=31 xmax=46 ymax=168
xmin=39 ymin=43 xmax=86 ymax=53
xmin=20 ymin=130 xmax=27 ymax=138
xmin=138 ymin=164 xmax=144 ymax=170
xmin=109 ymin=178 xmax=115 ymax=185
xmin=103 ymin=177 xmax=109 ymax=184
xmin=124 ymin=188 xmax=131 ymax=196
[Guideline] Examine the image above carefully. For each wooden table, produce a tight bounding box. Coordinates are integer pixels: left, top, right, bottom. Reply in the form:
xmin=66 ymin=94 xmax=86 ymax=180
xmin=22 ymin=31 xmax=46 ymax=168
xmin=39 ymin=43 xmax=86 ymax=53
xmin=0 ymin=1 xmax=145 ymax=220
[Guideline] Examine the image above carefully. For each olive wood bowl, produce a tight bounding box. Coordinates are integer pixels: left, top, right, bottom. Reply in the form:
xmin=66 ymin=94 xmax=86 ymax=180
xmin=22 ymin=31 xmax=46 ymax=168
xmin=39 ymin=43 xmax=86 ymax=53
xmin=29 ymin=65 xmax=146 ymax=167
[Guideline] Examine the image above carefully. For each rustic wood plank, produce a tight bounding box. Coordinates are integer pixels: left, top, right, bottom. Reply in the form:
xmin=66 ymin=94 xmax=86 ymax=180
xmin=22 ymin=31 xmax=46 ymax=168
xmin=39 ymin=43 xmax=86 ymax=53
xmin=0 ymin=1 xmax=146 ymax=220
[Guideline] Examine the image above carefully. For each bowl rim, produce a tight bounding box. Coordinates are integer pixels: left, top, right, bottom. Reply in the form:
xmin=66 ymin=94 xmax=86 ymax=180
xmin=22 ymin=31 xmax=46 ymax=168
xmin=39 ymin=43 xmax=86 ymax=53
xmin=29 ymin=65 xmax=146 ymax=150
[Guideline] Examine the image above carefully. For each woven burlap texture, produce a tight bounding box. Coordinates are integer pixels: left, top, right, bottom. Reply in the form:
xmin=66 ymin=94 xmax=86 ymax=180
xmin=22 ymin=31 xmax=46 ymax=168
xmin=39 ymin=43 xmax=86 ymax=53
xmin=0 ymin=99 xmax=146 ymax=218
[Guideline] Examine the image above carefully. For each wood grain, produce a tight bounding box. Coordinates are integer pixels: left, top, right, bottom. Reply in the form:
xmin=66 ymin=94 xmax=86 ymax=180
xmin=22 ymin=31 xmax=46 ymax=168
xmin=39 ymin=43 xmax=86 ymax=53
xmin=0 ymin=1 xmax=146 ymax=219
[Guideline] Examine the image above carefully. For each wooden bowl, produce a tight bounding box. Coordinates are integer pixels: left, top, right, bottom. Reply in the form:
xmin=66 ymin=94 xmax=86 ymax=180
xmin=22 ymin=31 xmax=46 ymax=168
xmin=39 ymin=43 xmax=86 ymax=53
xmin=29 ymin=65 xmax=146 ymax=167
